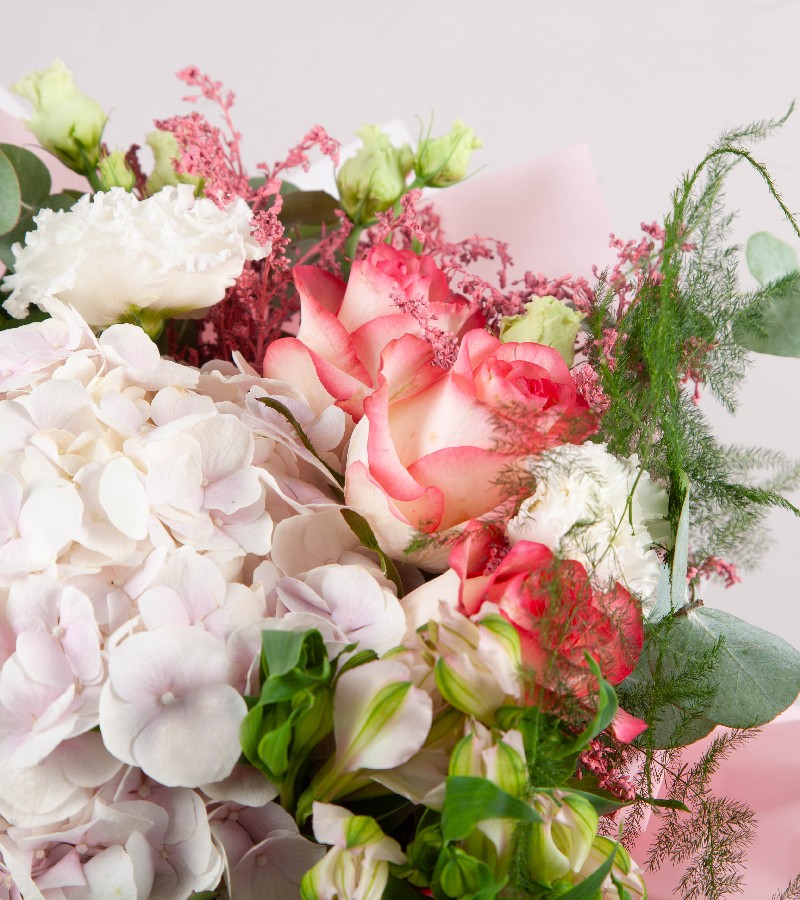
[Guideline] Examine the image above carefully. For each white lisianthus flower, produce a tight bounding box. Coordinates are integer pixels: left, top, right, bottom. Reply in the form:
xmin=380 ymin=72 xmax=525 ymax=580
xmin=2 ymin=185 xmax=268 ymax=330
xmin=507 ymin=443 xmax=668 ymax=607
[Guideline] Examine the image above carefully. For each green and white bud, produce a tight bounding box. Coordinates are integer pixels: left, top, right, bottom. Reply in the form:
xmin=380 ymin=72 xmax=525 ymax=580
xmin=12 ymin=59 xmax=107 ymax=172
xmin=145 ymin=129 xmax=203 ymax=196
xmin=98 ymin=150 xmax=135 ymax=191
xmin=415 ymin=120 xmax=482 ymax=188
xmin=421 ymin=606 xmax=521 ymax=725
xmin=336 ymin=125 xmax=414 ymax=222
xmin=499 ymin=295 xmax=585 ymax=366
xmin=299 ymin=658 xmax=432 ymax=816
xmin=575 ymin=835 xmax=647 ymax=899
xmin=527 ymin=790 xmax=599 ymax=884
xmin=449 ymin=722 xmax=527 ymax=877
xmin=301 ymin=803 xmax=405 ymax=900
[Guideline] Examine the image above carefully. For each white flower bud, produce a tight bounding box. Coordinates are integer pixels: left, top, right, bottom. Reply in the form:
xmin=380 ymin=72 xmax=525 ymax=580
xmin=12 ymin=59 xmax=106 ymax=171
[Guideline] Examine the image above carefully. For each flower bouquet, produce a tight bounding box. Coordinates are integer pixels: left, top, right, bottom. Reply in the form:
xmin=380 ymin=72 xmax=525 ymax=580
xmin=0 ymin=61 xmax=799 ymax=899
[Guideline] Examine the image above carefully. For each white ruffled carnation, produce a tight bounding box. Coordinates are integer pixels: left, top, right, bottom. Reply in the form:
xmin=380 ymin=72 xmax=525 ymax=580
xmin=507 ymin=443 xmax=668 ymax=606
xmin=2 ymin=185 xmax=268 ymax=327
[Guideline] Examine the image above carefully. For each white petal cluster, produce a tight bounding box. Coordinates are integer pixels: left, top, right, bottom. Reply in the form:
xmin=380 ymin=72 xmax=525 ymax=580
xmin=2 ymin=185 xmax=267 ymax=327
xmin=0 ymin=307 xmax=409 ymax=899
xmin=507 ymin=442 xmax=669 ymax=605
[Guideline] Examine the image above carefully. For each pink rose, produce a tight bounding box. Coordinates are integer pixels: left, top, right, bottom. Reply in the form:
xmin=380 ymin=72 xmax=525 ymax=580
xmin=451 ymin=529 xmax=644 ymax=696
xmin=344 ymin=328 xmax=595 ymax=570
xmin=262 ymin=245 xmax=481 ymax=417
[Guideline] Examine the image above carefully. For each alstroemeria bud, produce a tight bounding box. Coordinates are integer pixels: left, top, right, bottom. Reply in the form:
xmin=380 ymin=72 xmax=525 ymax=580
xmin=415 ymin=120 xmax=482 ymax=187
xmin=499 ymin=296 xmax=585 ymax=367
xmin=336 ymin=125 xmax=414 ymax=222
xmin=575 ymin=836 xmax=647 ymax=899
xmin=527 ymin=791 xmax=599 ymax=884
xmin=98 ymin=150 xmax=135 ymax=191
xmin=449 ymin=723 xmax=527 ymax=876
xmin=145 ymin=129 xmax=204 ymax=196
xmin=12 ymin=59 xmax=106 ymax=172
xmin=449 ymin=722 xmax=526 ymax=798
xmin=423 ymin=606 xmax=521 ymax=725
xmin=299 ymin=658 xmax=433 ymax=815
xmin=301 ymin=803 xmax=406 ymax=900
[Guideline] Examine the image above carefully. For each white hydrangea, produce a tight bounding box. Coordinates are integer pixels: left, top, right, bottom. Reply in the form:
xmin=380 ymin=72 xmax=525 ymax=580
xmin=507 ymin=443 xmax=668 ymax=606
xmin=2 ymin=185 xmax=267 ymax=327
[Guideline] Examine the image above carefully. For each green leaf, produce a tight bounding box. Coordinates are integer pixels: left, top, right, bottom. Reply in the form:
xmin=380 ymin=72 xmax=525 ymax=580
xmin=734 ymin=231 xmax=800 ymax=356
xmin=279 ymin=189 xmax=340 ymax=228
xmin=0 ymin=144 xmax=51 ymax=209
xmin=746 ymin=231 xmax=798 ymax=285
xmin=440 ymin=776 xmax=540 ymax=843
xmin=551 ymin=656 xmax=618 ymax=758
xmin=0 ymin=149 xmax=21 ymax=235
xmin=340 ymin=508 xmax=404 ymax=598
xmin=382 ymin=874 xmax=423 ymax=899
xmin=261 ymin=628 xmax=314 ymax=678
xmin=623 ymin=607 xmax=800 ymax=747
xmin=257 ymin=396 xmax=345 ymax=498
xmin=679 ymin=607 xmax=800 ymax=728
xmin=670 ymin=477 xmax=690 ymax=611
xmin=561 ymin=779 xmax=627 ymax=816
xmin=558 ymin=843 xmax=618 ymax=899
xmin=735 ymin=275 xmax=800 ymax=357
xmin=641 ymin=796 xmax=690 ymax=812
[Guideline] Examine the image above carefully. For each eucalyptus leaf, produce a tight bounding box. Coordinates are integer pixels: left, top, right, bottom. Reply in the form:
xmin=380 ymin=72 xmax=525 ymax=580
xmin=622 ymin=606 xmax=800 ymax=747
xmin=682 ymin=607 xmax=800 ymax=728
xmin=0 ymin=149 xmax=21 ymax=236
xmin=0 ymin=144 xmax=51 ymax=208
xmin=0 ymin=191 xmax=79 ymax=268
xmin=746 ymin=231 xmax=798 ymax=285
xmin=647 ymin=564 xmax=672 ymax=624
xmin=279 ymin=189 xmax=340 ymax=228
xmin=734 ymin=277 xmax=800 ymax=357
xmin=735 ymin=231 xmax=800 ymax=356
xmin=670 ymin=479 xmax=690 ymax=612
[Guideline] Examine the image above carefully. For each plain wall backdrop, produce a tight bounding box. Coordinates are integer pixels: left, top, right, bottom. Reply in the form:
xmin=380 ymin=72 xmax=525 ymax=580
xmin=2 ymin=0 xmax=800 ymax=648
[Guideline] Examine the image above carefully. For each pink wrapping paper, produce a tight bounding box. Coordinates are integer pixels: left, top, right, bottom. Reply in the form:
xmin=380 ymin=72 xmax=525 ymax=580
xmin=433 ymin=143 xmax=616 ymax=281
xmin=633 ymin=705 xmax=800 ymax=898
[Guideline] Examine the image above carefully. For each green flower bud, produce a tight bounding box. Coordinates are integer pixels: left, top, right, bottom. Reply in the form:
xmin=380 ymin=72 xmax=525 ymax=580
xmin=415 ymin=120 xmax=482 ymax=188
xmin=98 ymin=150 xmax=135 ymax=191
xmin=12 ymin=59 xmax=106 ymax=172
xmin=145 ymin=130 xmax=203 ymax=196
xmin=336 ymin=125 xmax=414 ymax=222
xmin=527 ymin=791 xmax=599 ymax=884
xmin=439 ymin=847 xmax=488 ymax=898
xmin=499 ymin=296 xmax=585 ymax=366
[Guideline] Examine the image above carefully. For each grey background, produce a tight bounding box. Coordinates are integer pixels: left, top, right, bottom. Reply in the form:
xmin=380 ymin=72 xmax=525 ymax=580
xmin=2 ymin=0 xmax=799 ymax=647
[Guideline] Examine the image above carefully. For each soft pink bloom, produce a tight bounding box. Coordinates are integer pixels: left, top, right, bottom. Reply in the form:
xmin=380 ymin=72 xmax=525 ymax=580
xmin=262 ymin=245 xmax=482 ymax=418
xmin=209 ymin=801 xmax=324 ymax=900
xmin=99 ymin=625 xmax=246 ymax=787
xmin=344 ymin=329 xmax=595 ymax=570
